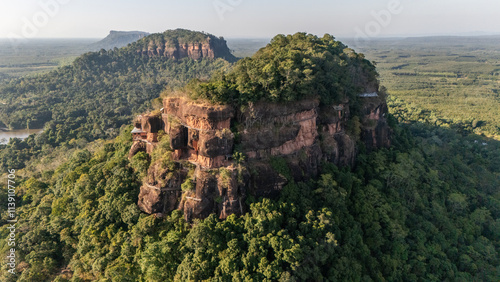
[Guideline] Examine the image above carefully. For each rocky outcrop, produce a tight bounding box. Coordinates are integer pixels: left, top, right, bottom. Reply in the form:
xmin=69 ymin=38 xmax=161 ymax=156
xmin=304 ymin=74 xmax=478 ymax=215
xmin=137 ymin=162 xmax=186 ymax=215
xmin=138 ymin=41 xmax=227 ymax=61
xmin=129 ymin=141 xmax=147 ymax=159
xmin=133 ymin=30 xmax=237 ymax=62
xmin=360 ymin=95 xmax=392 ymax=149
xmin=239 ymin=99 xmax=319 ymax=158
xmin=318 ymin=102 xmax=357 ymax=167
xmin=178 ymin=166 xmax=247 ymax=220
xmin=163 ymin=97 xmax=234 ymax=168
xmin=130 ymin=92 xmax=391 ymax=221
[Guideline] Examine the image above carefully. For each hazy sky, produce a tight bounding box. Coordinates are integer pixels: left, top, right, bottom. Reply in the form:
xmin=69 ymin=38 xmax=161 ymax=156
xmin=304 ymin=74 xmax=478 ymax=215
xmin=1 ymin=0 xmax=499 ymax=39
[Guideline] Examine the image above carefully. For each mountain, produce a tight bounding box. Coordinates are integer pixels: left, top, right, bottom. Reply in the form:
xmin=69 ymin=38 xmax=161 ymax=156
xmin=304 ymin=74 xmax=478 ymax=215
xmin=130 ymin=28 xmax=237 ymax=62
xmin=0 ymin=29 xmax=234 ymax=171
xmin=89 ymin=30 xmax=150 ymax=50
xmin=133 ymin=93 xmax=390 ymax=221
xmin=127 ymin=33 xmax=389 ymax=221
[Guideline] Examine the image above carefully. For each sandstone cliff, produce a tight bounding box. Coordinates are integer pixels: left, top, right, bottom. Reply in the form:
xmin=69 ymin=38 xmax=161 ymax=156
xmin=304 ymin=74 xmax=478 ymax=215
xmin=130 ymin=91 xmax=391 ymax=221
xmin=131 ymin=29 xmax=237 ymax=62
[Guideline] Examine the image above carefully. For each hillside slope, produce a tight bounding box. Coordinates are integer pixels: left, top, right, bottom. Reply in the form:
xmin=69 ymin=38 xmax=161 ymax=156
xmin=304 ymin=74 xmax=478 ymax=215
xmin=0 ymin=29 xmax=234 ymax=171
xmin=89 ymin=30 xmax=150 ymax=50
xmin=1 ymin=104 xmax=498 ymax=281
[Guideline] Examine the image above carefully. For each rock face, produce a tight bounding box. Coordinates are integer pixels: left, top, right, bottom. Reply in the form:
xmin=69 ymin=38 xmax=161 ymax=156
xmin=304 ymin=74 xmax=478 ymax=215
xmin=134 ymin=31 xmax=236 ymax=62
xmin=130 ymin=92 xmax=391 ymax=221
xmin=360 ymin=95 xmax=392 ymax=149
xmin=163 ymin=97 xmax=234 ymax=168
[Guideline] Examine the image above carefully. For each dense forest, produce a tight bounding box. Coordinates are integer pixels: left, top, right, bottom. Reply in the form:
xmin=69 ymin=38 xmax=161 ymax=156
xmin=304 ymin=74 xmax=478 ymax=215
xmin=0 ymin=118 xmax=498 ymax=281
xmin=0 ymin=31 xmax=498 ymax=281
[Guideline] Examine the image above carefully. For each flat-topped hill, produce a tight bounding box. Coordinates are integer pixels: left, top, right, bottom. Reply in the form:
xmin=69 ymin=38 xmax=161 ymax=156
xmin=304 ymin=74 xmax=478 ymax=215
xmin=129 ymin=33 xmax=391 ymax=221
xmin=89 ymin=30 xmax=150 ymax=50
xmin=129 ymin=29 xmax=237 ymax=62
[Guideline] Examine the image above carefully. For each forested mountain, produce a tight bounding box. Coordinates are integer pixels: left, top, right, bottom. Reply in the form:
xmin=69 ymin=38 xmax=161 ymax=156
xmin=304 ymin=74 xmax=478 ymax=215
xmin=89 ymin=30 xmax=150 ymax=51
xmin=0 ymin=30 xmax=498 ymax=281
xmin=131 ymin=33 xmax=389 ymax=223
xmin=0 ymin=29 xmax=233 ymax=171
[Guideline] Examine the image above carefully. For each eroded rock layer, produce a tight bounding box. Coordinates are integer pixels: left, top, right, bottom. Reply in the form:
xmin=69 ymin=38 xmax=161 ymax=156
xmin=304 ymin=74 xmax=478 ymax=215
xmin=135 ymin=36 xmax=236 ymax=62
xmin=130 ymin=93 xmax=391 ymax=221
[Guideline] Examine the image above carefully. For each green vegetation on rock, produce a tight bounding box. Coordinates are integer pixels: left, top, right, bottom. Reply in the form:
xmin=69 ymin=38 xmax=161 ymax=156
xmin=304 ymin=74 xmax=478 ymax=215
xmin=186 ymin=33 xmax=378 ymax=106
xmin=131 ymin=28 xmax=220 ymax=47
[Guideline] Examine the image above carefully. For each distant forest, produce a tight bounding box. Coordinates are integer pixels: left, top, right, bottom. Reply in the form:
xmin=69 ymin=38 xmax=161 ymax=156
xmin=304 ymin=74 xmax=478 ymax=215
xmin=350 ymin=36 xmax=500 ymax=140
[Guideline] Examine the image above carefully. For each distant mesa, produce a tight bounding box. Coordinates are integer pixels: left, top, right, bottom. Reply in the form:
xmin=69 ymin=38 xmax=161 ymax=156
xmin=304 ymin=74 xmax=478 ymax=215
xmin=129 ymin=29 xmax=237 ymax=62
xmin=89 ymin=30 xmax=150 ymax=50
xmin=89 ymin=29 xmax=238 ymax=63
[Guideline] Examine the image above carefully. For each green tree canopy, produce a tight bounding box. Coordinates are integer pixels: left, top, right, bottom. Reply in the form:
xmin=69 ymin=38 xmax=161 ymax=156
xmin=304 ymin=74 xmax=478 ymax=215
xmin=186 ymin=32 xmax=378 ymax=105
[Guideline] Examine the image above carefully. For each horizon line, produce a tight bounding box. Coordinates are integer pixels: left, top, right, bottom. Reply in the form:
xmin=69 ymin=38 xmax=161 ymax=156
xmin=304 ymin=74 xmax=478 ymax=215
xmin=1 ymin=31 xmax=500 ymax=41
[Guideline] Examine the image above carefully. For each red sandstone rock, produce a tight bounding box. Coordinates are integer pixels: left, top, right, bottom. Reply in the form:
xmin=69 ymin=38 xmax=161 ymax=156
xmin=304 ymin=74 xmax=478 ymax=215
xmin=137 ymin=37 xmax=235 ymax=62
xmin=132 ymin=92 xmax=391 ymax=221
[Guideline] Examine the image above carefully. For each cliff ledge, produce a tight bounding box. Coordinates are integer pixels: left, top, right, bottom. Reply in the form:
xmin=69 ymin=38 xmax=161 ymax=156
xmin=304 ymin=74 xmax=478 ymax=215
xmin=130 ymin=92 xmax=391 ymax=221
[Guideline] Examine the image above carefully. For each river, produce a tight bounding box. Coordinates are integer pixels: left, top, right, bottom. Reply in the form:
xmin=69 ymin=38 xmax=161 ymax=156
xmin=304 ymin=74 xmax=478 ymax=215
xmin=0 ymin=128 xmax=44 ymax=145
